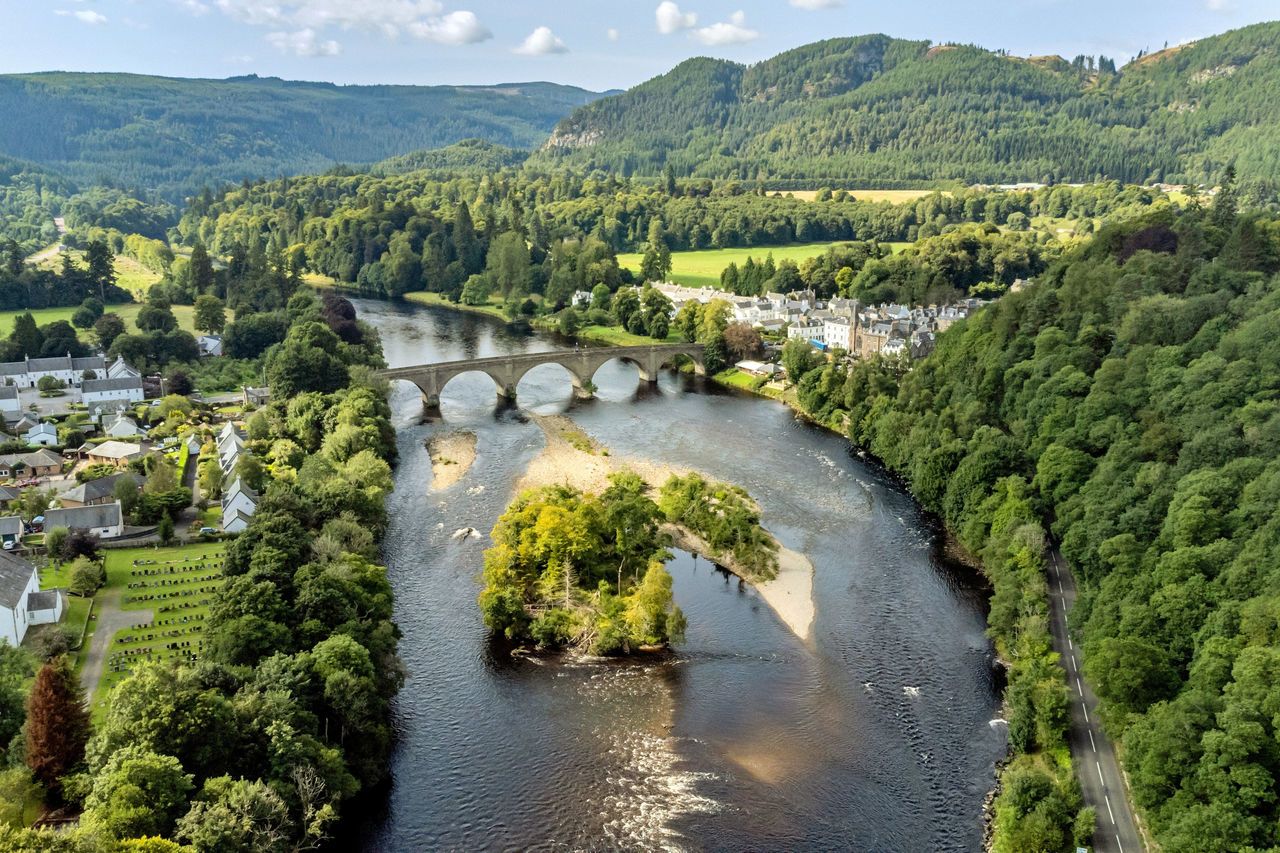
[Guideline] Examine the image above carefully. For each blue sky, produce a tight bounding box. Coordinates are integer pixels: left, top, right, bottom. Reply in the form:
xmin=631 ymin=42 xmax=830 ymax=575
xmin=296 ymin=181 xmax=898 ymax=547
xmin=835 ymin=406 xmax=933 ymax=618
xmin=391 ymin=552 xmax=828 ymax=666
xmin=2 ymin=1 xmax=1276 ymax=90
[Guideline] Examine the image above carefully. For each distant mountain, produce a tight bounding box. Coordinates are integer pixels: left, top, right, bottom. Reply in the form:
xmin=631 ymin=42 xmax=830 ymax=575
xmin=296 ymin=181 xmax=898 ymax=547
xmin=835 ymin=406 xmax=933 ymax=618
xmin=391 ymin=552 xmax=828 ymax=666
xmin=0 ymin=73 xmax=605 ymax=198
xmin=531 ymin=23 xmax=1280 ymax=186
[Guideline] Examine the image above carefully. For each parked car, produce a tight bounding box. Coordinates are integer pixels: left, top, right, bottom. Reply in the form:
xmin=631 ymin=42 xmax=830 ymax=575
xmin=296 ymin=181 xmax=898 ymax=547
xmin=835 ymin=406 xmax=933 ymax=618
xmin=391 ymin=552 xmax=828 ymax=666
xmin=199 ymin=526 xmax=217 ymax=536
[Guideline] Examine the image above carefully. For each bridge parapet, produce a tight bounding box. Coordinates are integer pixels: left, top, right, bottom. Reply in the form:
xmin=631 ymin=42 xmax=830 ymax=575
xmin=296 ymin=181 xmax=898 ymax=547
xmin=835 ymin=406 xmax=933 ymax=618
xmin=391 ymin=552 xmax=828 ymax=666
xmin=377 ymin=344 xmax=706 ymax=411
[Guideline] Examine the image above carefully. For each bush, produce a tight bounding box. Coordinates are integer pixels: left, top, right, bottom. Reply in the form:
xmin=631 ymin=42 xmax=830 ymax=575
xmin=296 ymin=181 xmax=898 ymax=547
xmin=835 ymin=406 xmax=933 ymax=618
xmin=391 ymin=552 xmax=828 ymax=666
xmin=44 ymin=527 xmax=68 ymax=558
xmin=587 ymin=308 xmax=613 ymax=327
xmin=67 ymin=557 xmax=105 ymax=597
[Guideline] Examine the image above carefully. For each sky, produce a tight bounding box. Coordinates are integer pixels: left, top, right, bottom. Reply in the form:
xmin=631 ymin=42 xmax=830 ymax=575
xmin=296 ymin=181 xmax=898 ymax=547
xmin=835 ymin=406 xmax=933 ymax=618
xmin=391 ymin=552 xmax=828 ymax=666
xmin=1 ymin=1 xmax=1276 ymax=91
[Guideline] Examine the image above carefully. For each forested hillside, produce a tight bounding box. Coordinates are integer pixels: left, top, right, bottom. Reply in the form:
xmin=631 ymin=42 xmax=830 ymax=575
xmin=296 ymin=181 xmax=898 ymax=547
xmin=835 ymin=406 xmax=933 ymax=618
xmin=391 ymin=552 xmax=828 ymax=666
xmin=535 ymin=23 xmax=1280 ymax=187
xmin=0 ymin=73 xmax=604 ymax=199
xmin=783 ymin=186 xmax=1280 ymax=850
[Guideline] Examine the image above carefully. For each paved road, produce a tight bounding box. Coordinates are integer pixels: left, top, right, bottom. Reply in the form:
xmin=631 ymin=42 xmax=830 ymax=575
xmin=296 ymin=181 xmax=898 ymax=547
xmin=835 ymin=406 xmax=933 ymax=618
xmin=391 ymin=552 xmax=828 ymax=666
xmin=78 ymin=587 xmax=153 ymax=705
xmin=1047 ymin=549 xmax=1145 ymax=853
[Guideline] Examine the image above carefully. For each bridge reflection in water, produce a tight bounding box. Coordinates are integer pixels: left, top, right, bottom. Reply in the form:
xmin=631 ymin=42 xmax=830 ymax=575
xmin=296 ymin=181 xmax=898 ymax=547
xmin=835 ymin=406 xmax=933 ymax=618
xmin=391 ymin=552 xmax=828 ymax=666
xmin=375 ymin=344 xmax=707 ymax=413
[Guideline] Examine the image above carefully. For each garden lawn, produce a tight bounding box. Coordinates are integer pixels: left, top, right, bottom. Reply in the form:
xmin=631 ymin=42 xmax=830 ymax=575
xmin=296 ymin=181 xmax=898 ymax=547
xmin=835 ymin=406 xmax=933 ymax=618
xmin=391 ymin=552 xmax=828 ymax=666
xmin=617 ymin=241 xmax=911 ymax=290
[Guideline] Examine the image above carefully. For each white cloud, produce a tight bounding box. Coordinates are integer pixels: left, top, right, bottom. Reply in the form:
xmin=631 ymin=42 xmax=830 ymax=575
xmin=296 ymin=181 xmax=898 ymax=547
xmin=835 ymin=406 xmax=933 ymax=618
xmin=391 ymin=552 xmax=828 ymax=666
xmin=514 ymin=26 xmax=568 ymax=56
xmin=694 ymin=10 xmax=758 ymax=45
xmin=607 ymin=27 xmax=619 ymax=42
xmin=266 ymin=28 xmax=341 ymax=57
xmin=409 ymin=11 xmax=490 ymax=45
xmin=656 ymin=1 xmax=697 ymax=34
xmin=208 ymin=1 xmax=490 ymax=45
xmin=56 ymin=9 xmax=108 ymax=25
xmin=790 ymin=0 xmax=842 ymax=8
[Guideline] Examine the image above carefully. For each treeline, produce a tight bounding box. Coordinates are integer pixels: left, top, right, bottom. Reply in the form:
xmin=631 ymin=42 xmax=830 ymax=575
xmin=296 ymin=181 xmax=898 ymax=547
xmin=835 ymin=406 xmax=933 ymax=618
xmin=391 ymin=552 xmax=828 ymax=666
xmin=0 ymin=239 xmax=132 ymax=312
xmin=534 ymin=23 xmax=1280 ymax=188
xmin=1 ymin=290 xmax=400 ymax=851
xmin=779 ymin=179 xmax=1280 ymax=849
xmin=175 ymin=169 xmax=1173 ymax=305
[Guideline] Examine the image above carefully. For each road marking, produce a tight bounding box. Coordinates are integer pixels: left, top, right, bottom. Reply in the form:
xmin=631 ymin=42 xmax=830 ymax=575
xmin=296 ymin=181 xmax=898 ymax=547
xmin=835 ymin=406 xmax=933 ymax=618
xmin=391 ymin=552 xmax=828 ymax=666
xmin=1067 ymin=635 xmax=1073 ymax=650
xmin=1076 ymin=677 xmax=1084 ymax=697
xmin=1117 ymin=835 xmax=1125 ymax=853
xmin=1089 ymin=730 xmax=1096 ymax=752
xmin=1082 ymin=703 xmax=1090 ymax=723
xmin=1097 ymin=761 xmax=1105 ymax=787
xmin=1105 ymin=793 xmax=1116 ymax=825
xmin=1071 ymin=653 xmax=1079 ymax=671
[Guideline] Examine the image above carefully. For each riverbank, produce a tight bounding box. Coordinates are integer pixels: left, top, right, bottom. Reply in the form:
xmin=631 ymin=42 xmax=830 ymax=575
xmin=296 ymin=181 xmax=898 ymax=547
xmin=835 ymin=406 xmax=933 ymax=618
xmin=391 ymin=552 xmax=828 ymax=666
xmin=427 ymin=430 xmax=477 ymax=491
xmin=515 ymin=414 xmax=815 ymax=640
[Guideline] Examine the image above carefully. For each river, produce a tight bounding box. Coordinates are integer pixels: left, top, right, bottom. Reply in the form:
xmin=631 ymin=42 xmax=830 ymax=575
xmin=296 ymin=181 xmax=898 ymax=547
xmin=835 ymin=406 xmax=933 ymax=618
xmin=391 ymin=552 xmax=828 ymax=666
xmin=348 ymin=298 xmax=1007 ymax=852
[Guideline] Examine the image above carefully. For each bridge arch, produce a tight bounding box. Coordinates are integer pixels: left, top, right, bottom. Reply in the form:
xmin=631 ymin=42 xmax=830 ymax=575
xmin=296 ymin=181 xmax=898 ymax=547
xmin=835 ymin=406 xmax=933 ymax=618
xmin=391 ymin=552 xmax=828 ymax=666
xmin=512 ymin=361 xmax=592 ymax=401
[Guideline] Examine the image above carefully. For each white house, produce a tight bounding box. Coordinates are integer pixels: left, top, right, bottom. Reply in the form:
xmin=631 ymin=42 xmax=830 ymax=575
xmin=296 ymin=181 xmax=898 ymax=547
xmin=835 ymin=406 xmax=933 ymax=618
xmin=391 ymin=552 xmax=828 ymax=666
xmin=787 ymin=319 xmax=825 ymax=343
xmin=24 ymin=422 xmax=58 ymax=447
xmin=83 ymin=377 xmax=145 ymax=407
xmin=1 ymin=552 xmax=61 ymax=647
xmin=0 ymin=386 xmax=19 ymax=417
xmin=0 ymin=516 xmax=23 ymax=549
xmin=222 ymin=509 xmax=254 ymax=534
xmin=42 ymin=501 xmax=124 ymax=539
xmin=105 ymin=413 xmax=144 ymax=439
xmin=221 ymin=477 xmax=257 ymax=522
xmin=106 ymin=356 xmax=142 ymax=380
xmin=218 ymin=433 xmax=246 ymax=475
xmin=823 ymin=317 xmax=854 ymax=351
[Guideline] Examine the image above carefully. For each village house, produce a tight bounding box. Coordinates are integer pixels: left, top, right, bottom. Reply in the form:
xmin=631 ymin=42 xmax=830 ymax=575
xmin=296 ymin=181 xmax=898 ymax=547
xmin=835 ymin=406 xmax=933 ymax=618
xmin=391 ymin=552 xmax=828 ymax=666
xmin=24 ymin=422 xmax=58 ymax=447
xmin=0 ymin=516 xmax=23 ymax=550
xmin=105 ymin=413 xmax=145 ymax=439
xmin=42 ymin=501 xmax=124 ymax=539
xmin=0 ymin=354 xmax=108 ymax=390
xmin=0 ymin=386 xmax=19 ymax=417
xmin=57 ymin=472 xmax=139 ymax=509
xmin=0 ymin=449 xmax=64 ymax=479
xmin=0 ymin=486 xmax=19 ymax=509
xmin=197 ymin=335 xmax=224 ymax=357
xmin=83 ymin=377 xmax=146 ymax=407
xmin=85 ymin=440 xmax=144 ymax=469
xmin=221 ymin=476 xmax=258 ymax=533
xmin=106 ymin=356 xmax=142 ymax=380
xmin=0 ymin=551 xmax=61 ymax=646
xmin=787 ymin=318 xmax=825 ymax=344
xmin=823 ymin=316 xmax=855 ymax=351
xmin=243 ymin=386 xmax=270 ymax=408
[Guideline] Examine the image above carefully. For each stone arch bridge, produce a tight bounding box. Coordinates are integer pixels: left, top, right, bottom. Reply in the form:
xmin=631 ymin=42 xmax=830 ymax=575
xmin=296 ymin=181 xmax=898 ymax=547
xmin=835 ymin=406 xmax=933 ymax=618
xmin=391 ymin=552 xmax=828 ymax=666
xmin=376 ymin=344 xmax=706 ymax=410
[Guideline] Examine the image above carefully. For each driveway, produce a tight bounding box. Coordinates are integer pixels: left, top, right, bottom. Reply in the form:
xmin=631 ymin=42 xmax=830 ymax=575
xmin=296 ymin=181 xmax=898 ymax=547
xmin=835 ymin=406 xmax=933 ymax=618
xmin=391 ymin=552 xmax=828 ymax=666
xmin=1048 ymin=549 xmax=1145 ymax=853
xmin=78 ymin=587 xmax=153 ymax=705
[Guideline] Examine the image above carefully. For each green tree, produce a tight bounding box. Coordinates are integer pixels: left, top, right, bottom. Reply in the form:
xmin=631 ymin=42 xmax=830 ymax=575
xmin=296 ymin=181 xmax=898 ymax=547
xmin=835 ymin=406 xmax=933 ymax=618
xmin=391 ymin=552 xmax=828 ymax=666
xmin=93 ymin=313 xmax=127 ymax=350
xmin=82 ymin=747 xmax=194 ymax=839
xmin=193 ymin=294 xmax=226 ymax=334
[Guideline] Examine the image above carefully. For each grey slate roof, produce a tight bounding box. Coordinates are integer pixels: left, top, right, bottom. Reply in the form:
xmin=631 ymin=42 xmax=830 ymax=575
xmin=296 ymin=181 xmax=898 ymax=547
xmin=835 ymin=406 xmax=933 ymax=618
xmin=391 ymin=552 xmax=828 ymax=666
xmin=83 ymin=377 xmax=144 ymax=394
xmin=0 ymin=387 xmax=16 ymax=401
xmin=0 ymin=363 xmax=25 ymax=377
xmin=42 ymin=501 xmax=122 ymax=531
xmin=72 ymin=356 xmax=106 ymax=371
xmin=0 ymin=486 xmax=19 ymax=503
xmin=26 ymin=356 xmax=73 ymax=372
xmin=57 ymin=472 xmax=138 ymax=505
xmin=0 ymin=551 xmax=35 ymax=609
xmin=26 ymin=590 xmax=59 ymax=613
xmin=0 ymin=517 xmax=22 ymax=537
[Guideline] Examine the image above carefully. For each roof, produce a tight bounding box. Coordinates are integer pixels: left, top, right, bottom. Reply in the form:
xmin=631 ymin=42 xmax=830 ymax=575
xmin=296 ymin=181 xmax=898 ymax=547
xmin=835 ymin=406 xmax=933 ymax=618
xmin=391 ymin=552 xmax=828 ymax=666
xmin=43 ymin=501 xmax=122 ymax=531
xmin=86 ymin=440 xmax=142 ymax=460
xmin=26 ymin=590 xmax=59 ymax=613
xmin=27 ymin=356 xmax=73 ymax=372
xmin=0 ymin=387 xmax=16 ymax=401
xmin=83 ymin=377 xmax=144 ymax=394
xmin=26 ymin=423 xmax=57 ymax=437
xmin=107 ymin=414 xmax=140 ymax=432
xmin=0 ymin=551 xmax=35 ymax=609
xmin=72 ymin=356 xmax=106 ymax=371
xmin=222 ymin=477 xmax=258 ymax=504
xmin=0 ymin=516 xmax=21 ymax=536
xmin=0 ymin=449 xmax=63 ymax=469
xmin=58 ymin=472 xmax=138 ymax=505
xmin=0 ymin=363 xmax=26 ymax=376
xmin=0 ymin=486 xmax=19 ymax=503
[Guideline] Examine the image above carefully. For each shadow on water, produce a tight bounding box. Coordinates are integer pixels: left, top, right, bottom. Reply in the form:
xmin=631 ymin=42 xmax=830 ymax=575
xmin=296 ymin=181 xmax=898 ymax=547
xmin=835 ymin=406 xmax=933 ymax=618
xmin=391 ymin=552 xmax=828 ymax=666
xmin=345 ymin=298 xmax=1005 ymax=852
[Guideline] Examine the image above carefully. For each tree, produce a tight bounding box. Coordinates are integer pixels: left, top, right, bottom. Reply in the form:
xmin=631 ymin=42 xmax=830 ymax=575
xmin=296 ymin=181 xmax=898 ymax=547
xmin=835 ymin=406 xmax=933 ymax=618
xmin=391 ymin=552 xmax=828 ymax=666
xmin=459 ymin=274 xmax=492 ymax=306
xmin=25 ymin=656 xmax=89 ymax=795
xmin=67 ymin=557 xmax=104 ymax=597
xmin=193 ymin=294 xmax=226 ymax=334
xmin=723 ymin=322 xmax=763 ymax=361
xmin=781 ymin=338 xmax=817 ymax=382
xmin=135 ymin=304 xmax=177 ymax=333
xmin=85 ymin=240 xmax=116 ymax=302
xmin=485 ymin=232 xmax=531 ymax=300
xmin=93 ymin=313 xmax=126 ymax=350
xmin=165 ymin=369 xmax=193 ymax=397
xmin=612 ymin=288 xmax=640 ymax=329
xmin=639 ymin=220 xmax=672 ymax=282
xmin=189 ymin=242 xmax=216 ymax=294
xmin=82 ymin=747 xmax=194 ymax=840
xmin=177 ymin=776 xmax=294 ymax=852
xmin=156 ymin=515 xmax=175 ymax=546
xmin=10 ymin=313 xmax=42 ymax=357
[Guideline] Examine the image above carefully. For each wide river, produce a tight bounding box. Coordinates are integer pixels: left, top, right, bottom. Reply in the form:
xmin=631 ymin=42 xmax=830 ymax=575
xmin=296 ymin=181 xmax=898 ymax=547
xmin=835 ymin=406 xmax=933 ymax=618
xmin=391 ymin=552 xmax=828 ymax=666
xmin=348 ymin=298 xmax=1006 ymax=852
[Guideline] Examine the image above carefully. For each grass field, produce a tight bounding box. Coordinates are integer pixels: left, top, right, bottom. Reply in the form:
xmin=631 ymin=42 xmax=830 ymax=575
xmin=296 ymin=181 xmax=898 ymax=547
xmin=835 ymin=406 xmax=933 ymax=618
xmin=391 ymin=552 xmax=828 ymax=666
xmin=404 ymin=290 xmax=511 ymax=321
xmin=0 ymin=300 xmax=202 ymax=339
xmin=617 ymin=241 xmax=911 ymax=290
xmin=94 ymin=542 xmax=226 ymax=712
xmin=767 ymin=189 xmax=951 ymax=204
xmin=35 ymin=250 xmax=163 ymax=297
